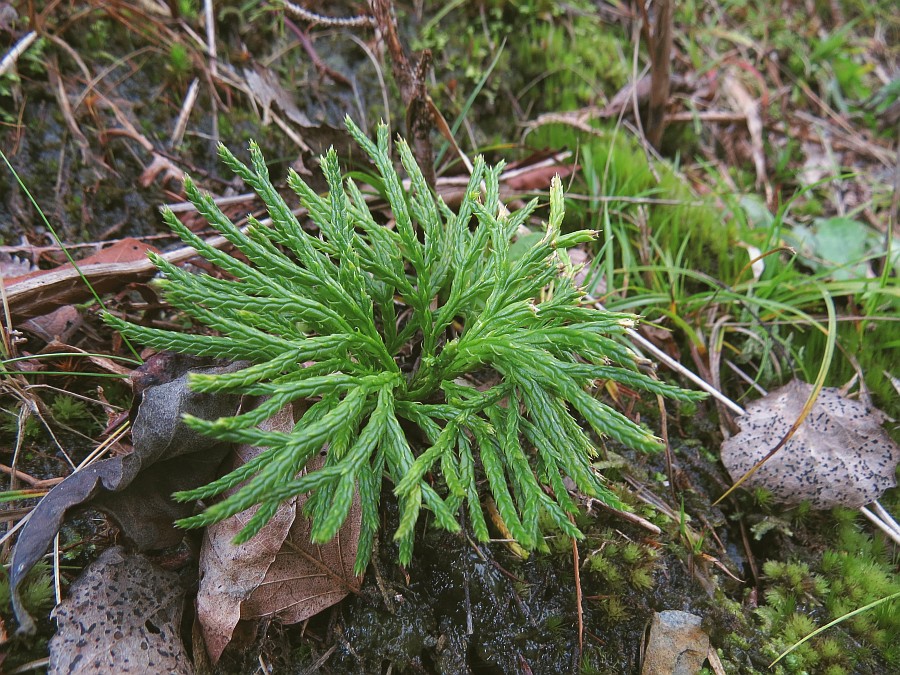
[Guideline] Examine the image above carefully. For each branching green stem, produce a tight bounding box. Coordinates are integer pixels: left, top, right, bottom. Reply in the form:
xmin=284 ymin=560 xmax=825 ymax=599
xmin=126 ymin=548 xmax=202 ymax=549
xmin=107 ymin=117 xmax=704 ymax=573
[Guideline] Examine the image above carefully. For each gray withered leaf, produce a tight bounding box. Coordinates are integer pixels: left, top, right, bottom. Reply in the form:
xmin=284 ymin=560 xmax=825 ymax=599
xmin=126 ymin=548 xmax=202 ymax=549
xmin=10 ymin=356 xmax=241 ymax=635
xmin=48 ymin=547 xmax=192 ymax=675
xmin=720 ymin=379 xmax=900 ymax=508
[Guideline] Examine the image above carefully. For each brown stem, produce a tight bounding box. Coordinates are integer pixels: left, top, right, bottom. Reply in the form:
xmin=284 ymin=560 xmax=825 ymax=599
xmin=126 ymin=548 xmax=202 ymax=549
xmin=645 ymin=0 xmax=673 ymax=149
xmin=371 ymin=0 xmax=436 ymax=187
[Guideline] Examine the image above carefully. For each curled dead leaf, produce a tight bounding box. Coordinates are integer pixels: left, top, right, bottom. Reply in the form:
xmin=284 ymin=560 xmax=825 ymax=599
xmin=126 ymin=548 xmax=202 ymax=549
xmin=10 ymin=357 xmax=240 ymax=635
xmin=197 ymin=403 xmax=362 ymax=663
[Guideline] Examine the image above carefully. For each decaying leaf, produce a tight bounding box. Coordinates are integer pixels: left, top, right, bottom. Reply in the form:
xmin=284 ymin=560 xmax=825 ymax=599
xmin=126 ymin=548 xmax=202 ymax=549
xmin=0 ymin=251 xmax=36 ymax=278
xmin=48 ymin=547 xmax=192 ymax=675
xmin=20 ymin=305 xmax=83 ymax=343
xmin=720 ymin=379 xmax=900 ymax=508
xmin=4 ymin=238 xmax=159 ymax=320
xmin=10 ymin=357 xmax=241 ymax=634
xmin=198 ymin=403 xmax=361 ymax=663
xmin=241 ymin=65 xmax=314 ymax=129
xmin=722 ymin=73 xmax=766 ymax=191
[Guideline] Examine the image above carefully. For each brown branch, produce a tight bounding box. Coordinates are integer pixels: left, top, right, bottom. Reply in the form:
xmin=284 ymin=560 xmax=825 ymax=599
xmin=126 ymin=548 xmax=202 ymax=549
xmin=645 ymin=0 xmax=673 ymax=149
xmin=371 ymin=0 xmax=436 ymax=187
xmin=570 ymin=513 xmax=583 ymax=660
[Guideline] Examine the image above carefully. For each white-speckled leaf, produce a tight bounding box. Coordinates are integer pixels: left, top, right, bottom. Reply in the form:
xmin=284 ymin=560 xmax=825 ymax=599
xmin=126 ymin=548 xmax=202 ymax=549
xmin=721 ymin=379 xmax=900 ymax=508
xmin=49 ymin=547 xmax=191 ymax=675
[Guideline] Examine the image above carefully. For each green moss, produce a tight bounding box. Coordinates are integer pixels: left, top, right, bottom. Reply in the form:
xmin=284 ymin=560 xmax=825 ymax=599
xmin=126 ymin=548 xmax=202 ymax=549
xmin=0 ymin=563 xmax=54 ymax=616
xmin=167 ymin=43 xmax=193 ymax=82
xmin=755 ymin=519 xmax=900 ymax=672
xmin=582 ymin=528 xmax=660 ymax=593
xmin=49 ymin=395 xmax=99 ymax=433
xmin=0 ymin=563 xmax=54 ymax=670
xmin=596 ymin=596 xmax=630 ymax=622
xmin=415 ymin=1 xmax=629 ymax=145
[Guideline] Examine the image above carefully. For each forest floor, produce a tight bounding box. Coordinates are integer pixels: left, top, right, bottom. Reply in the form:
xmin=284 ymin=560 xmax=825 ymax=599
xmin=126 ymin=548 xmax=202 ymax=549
xmin=1 ymin=1 xmax=898 ymax=673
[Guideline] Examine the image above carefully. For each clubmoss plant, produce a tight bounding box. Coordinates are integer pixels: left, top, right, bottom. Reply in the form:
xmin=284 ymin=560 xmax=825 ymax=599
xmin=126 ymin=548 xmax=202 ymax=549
xmin=105 ymin=117 xmax=703 ymax=573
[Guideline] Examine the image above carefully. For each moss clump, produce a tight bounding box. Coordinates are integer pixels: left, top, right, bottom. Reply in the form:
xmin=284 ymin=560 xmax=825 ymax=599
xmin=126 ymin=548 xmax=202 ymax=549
xmin=584 ymin=537 xmax=661 ymax=593
xmin=754 ymin=516 xmax=900 ymax=672
xmin=0 ymin=563 xmax=54 ymax=670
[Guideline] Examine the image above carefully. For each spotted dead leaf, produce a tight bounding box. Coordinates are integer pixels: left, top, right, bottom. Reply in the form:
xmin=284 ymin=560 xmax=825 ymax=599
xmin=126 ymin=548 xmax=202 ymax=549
xmin=721 ymin=379 xmax=900 ymax=508
xmin=48 ymin=547 xmax=192 ymax=675
xmin=197 ymin=403 xmax=362 ymax=663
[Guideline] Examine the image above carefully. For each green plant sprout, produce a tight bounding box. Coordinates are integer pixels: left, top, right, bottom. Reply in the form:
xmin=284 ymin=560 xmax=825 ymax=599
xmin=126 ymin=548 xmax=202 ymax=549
xmin=105 ymin=117 xmax=704 ymax=573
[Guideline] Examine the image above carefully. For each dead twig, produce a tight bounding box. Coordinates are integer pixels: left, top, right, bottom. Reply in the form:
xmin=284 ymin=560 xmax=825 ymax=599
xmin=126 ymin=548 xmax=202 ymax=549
xmin=0 ymin=465 xmax=64 ymax=489
xmin=284 ymin=19 xmax=352 ymax=87
xmin=645 ymin=0 xmax=672 ymax=148
xmin=570 ymin=515 xmax=583 ymax=659
xmin=722 ymin=73 xmax=770 ymax=204
xmin=170 ymin=77 xmax=200 ymax=148
xmin=371 ymin=0 xmax=436 ymax=187
xmin=203 ymin=0 xmax=219 ymax=146
xmin=93 ymin=94 xmax=185 ymax=185
xmin=46 ymin=59 xmax=96 ymax=170
xmin=282 ymin=1 xmax=376 ymax=28
xmin=0 ymin=30 xmax=38 ymax=77
xmin=345 ymin=32 xmax=390 ymax=130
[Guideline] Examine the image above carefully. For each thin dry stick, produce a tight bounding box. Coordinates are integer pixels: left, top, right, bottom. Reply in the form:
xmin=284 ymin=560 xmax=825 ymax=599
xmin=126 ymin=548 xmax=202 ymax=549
xmin=371 ymin=0 xmax=436 ymax=186
xmin=282 ymin=1 xmax=376 ymax=28
xmin=657 ymin=393 xmax=676 ymax=503
xmin=588 ymin=497 xmax=662 ymax=535
xmin=203 ymin=0 xmax=219 ymax=146
xmin=569 ymin=514 xmax=584 ymax=657
xmin=346 ymin=33 xmax=390 ymax=128
xmin=170 ymin=77 xmax=200 ymax=148
xmin=53 ymin=533 xmax=62 ymax=606
xmin=284 ymin=20 xmax=352 ymax=86
xmin=0 ymin=30 xmax=37 ymax=77
xmin=861 ymin=504 xmax=900 ymax=540
xmin=645 ymin=0 xmax=672 ymax=148
xmin=47 ymin=61 xmax=93 ymax=167
xmin=0 ymin=465 xmax=63 ymax=490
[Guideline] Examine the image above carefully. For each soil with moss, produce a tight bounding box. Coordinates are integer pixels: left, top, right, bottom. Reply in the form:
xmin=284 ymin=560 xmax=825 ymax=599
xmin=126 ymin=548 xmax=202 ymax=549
xmin=2 ymin=2 xmax=898 ymax=674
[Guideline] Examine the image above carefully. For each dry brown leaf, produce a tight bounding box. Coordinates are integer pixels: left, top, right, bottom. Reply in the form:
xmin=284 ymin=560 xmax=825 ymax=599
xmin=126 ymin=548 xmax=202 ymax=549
xmin=198 ymin=404 xmax=361 ymax=663
xmin=722 ymin=73 xmax=767 ymax=192
xmin=10 ymin=357 xmax=241 ymax=635
xmin=241 ymin=66 xmax=315 ymax=130
xmin=3 ymin=238 xmax=159 ymax=320
xmin=48 ymin=547 xmax=192 ymax=675
xmin=20 ymin=305 xmax=83 ymax=342
xmin=720 ymin=379 xmax=900 ymax=508
xmin=503 ymin=161 xmax=576 ymax=192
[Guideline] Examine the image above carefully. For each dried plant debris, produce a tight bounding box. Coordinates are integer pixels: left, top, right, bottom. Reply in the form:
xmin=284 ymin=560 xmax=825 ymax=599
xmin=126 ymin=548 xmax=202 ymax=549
xmin=48 ymin=547 xmax=192 ymax=675
xmin=721 ymin=379 xmax=900 ymax=509
xmin=197 ymin=404 xmax=362 ymax=663
xmin=4 ymin=238 xmax=159 ymax=321
xmin=10 ymin=357 xmax=241 ymax=634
